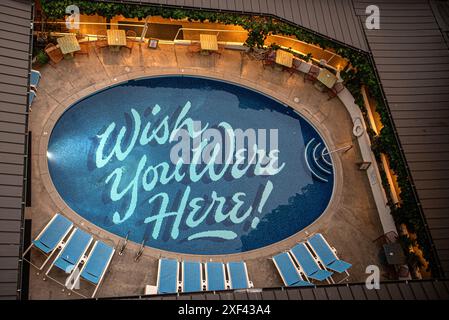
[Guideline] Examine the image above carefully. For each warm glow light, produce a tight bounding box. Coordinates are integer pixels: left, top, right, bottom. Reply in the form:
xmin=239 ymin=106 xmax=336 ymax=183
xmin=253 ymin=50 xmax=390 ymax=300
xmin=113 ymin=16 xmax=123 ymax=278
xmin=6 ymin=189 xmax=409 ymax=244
xmin=46 ymin=151 xmax=53 ymax=160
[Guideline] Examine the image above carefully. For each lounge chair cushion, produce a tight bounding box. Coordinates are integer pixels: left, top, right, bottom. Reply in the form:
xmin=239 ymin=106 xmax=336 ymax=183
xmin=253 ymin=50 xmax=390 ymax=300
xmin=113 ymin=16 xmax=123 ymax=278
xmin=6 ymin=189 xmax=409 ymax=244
xmin=291 ymin=280 xmax=314 ymax=287
xmin=327 ymin=259 xmax=352 ymax=273
xmin=54 ymin=229 xmax=92 ymax=272
xmin=309 ymin=269 xmax=333 ymax=281
xmin=183 ymin=261 xmax=202 ymax=293
xmin=308 ymin=234 xmax=351 ymax=274
xmin=33 ymin=239 xmax=51 ymax=253
xmin=308 ymin=234 xmax=337 ymax=265
xmin=81 ymin=242 xmax=114 ymax=284
xmin=228 ymin=261 xmax=249 ymax=289
xmin=54 ymin=257 xmax=76 ymax=273
xmin=158 ymin=258 xmax=179 ymax=294
xmin=206 ymin=262 xmax=226 ymax=291
xmin=273 ymin=252 xmax=313 ymax=287
xmin=33 ymin=214 xmax=72 ymax=253
xmin=30 ymin=70 xmax=41 ymax=88
xmin=291 ymin=243 xmax=333 ymax=281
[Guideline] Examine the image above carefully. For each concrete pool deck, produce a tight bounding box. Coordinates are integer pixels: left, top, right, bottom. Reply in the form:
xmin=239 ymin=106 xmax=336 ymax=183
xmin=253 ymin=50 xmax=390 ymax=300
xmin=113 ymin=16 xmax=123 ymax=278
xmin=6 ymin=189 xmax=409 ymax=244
xmin=27 ymin=41 xmax=387 ymax=299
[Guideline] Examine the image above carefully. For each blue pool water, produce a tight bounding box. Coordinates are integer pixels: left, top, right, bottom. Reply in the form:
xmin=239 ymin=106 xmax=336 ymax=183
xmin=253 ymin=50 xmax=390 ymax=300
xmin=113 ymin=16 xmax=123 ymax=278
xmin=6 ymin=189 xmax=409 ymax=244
xmin=47 ymin=76 xmax=334 ymax=255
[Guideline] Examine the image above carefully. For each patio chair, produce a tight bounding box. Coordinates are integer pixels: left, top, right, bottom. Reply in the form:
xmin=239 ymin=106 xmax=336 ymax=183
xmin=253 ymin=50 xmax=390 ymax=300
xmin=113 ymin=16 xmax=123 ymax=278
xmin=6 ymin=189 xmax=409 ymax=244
xmin=70 ymin=240 xmax=115 ymax=298
xmin=44 ymin=43 xmax=63 ymax=64
xmin=205 ymin=262 xmax=227 ymax=291
xmin=327 ymin=81 xmax=345 ymax=100
xmin=75 ymin=41 xmax=89 ymax=56
xmin=284 ymin=57 xmax=302 ymax=75
xmin=22 ymin=213 xmax=73 ymax=270
xmin=30 ymin=70 xmax=41 ymax=90
xmin=304 ymin=64 xmax=320 ymax=83
xmin=157 ymin=258 xmax=180 ymax=294
xmin=262 ymin=50 xmax=276 ymax=68
xmin=124 ymin=30 xmax=137 ymax=53
xmin=187 ymin=42 xmax=202 ymax=56
xmin=181 ymin=261 xmax=204 ymax=293
xmin=290 ymin=242 xmax=334 ymax=283
xmin=307 ymin=233 xmax=352 ymax=276
xmin=296 ymin=60 xmax=312 ymax=74
xmin=44 ymin=228 xmax=93 ymax=287
xmin=226 ymin=261 xmax=253 ymax=290
xmin=272 ymin=252 xmax=314 ymax=287
xmin=95 ymin=29 xmax=108 ymax=50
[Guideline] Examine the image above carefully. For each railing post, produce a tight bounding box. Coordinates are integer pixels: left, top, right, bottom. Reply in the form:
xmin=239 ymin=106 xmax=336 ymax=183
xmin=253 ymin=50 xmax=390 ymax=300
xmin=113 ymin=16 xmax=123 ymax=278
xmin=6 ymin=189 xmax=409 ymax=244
xmin=140 ymin=16 xmax=149 ymax=43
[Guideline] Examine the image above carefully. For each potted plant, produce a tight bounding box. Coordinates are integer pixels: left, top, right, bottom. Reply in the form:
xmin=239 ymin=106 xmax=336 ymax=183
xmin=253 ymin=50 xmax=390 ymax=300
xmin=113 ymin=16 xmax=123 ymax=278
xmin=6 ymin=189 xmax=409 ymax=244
xmin=33 ymin=50 xmax=49 ymax=68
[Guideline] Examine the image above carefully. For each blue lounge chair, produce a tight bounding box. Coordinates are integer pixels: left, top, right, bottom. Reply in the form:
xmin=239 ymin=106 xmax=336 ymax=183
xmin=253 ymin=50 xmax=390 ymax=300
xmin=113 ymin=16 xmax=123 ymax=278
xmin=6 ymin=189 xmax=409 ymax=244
xmin=182 ymin=261 xmax=203 ymax=293
xmin=227 ymin=261 xmax=253 ymax=289
xmin=205 ymin=262 xmax=227 ymax=291
xmin=290 ymin=242 xmax=334 ymax=283
xmin=157 ymin=258 xmax=179 ymax=294
xmin=272 ymin=252 xmax=314 ymax=287
xmin=29 ymin=90 xmax=36 ymax=107
xmin=45 ymin=228 xmax=93 ymax=286
xmin=30 ymin=69 xmax=41 ymax=89
xmin=22 ymin=213 xmax=73 ymax=270
xmin=307 ymin=233 xmax=352 ymax=276
xmin=71 ymin=240 xmax=115 ymax=298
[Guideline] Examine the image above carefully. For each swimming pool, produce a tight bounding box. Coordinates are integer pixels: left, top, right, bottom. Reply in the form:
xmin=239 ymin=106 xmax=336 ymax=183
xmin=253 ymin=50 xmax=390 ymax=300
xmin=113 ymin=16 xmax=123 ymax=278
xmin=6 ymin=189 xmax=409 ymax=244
xmin=47 ymin=76 xmax=334 ymax=255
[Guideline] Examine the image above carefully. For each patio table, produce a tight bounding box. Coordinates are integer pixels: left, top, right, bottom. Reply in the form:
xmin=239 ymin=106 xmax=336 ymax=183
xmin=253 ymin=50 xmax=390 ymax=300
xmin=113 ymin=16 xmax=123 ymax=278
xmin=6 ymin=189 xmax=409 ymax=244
xmin=107 ymin=29 xmax=126 ymax=52
xmin=56 ymin=34 xmax=80 ymax=59
xmin=383 ymin=242 xmax=407 ymax=265
xmin=317 ymin=68 xmax=338 ymax=88
xmin=200 ymin=34 xmax=218 ymax=54
xmin=275 ymin=50 xmax=293 ymax=68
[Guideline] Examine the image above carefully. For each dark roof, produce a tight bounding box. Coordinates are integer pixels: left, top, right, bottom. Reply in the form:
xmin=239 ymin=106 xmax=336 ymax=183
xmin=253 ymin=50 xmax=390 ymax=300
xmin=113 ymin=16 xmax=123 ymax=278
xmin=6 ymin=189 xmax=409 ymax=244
xmin=124 ymin=0 xmax=368 ymax=51
xmin=0 ymin=0 xmax=33 ymax=300
xmin=103 ymin=280 xmax=449 ymax=300
xmin=354 ymin=0 xmax=449 ymax=277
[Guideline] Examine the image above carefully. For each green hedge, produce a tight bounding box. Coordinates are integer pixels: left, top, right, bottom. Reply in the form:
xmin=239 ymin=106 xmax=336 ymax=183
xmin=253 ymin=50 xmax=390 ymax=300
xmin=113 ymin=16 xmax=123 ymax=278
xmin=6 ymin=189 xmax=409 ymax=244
xmin=40 ymin=0 xmax=439 ymax=276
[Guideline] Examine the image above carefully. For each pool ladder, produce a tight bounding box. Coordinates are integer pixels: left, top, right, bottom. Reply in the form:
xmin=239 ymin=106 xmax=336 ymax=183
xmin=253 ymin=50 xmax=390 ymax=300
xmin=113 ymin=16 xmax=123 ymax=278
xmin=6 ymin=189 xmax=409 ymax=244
xmin=134 ymin=238 xmax=146 ymax=262
xmin=118 ymin=231 xmax=130 ymax=256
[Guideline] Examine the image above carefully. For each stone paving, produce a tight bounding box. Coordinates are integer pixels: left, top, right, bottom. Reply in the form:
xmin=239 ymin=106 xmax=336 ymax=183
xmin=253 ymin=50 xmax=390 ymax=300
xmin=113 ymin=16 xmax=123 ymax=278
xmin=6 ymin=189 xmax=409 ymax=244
xmin=26 ymin=41 xmax=386 ymax=299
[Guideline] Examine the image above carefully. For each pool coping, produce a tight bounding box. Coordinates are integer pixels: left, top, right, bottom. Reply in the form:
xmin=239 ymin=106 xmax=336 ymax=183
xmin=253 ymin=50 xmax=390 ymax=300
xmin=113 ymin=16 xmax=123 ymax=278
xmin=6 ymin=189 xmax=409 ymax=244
xmin=37 ymin=67 xmax=348 ymax=262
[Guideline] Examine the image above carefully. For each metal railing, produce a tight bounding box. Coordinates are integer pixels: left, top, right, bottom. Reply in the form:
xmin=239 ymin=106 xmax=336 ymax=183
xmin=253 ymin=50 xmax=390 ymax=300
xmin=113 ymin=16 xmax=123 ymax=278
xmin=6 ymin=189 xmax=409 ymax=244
xmin=174 ymin=27 xmax=347 ymax=71
xmin=34 ymin=21 xmax=348 ymax=71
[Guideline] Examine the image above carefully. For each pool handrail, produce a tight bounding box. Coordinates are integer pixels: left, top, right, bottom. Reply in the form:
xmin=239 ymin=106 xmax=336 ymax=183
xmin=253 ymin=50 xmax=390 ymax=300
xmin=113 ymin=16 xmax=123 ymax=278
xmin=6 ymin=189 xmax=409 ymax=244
xmin=181 ymin=260 xmax=204 ymax=293
xmin=22 ymin=213 xmax=74 ymax=270
xmin=70 ymin=240 xmax=116 ymax=298
xmin=226 ymin=261 xmax=253 ymax=290
xmin=289 ymin=242 xmax=334 ymax=283
xmin=157 ymin=258 xmax=180 ymax=294
xmin=272 ymin=252 xmax=314 ymax=287
xmin=205 ymin=262 xmax=227 ymax=291
xmin=307 ymin=233 xmax=352 ymax=276
xmin=44 ymin=228 xmax=93 ymax=287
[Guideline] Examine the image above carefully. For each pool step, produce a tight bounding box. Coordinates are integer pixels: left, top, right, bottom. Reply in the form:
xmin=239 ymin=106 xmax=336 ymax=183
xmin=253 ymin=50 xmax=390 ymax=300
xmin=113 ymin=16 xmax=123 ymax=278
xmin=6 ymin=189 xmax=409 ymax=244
xmin=304 ymin=138 xmax=333 ymax=182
